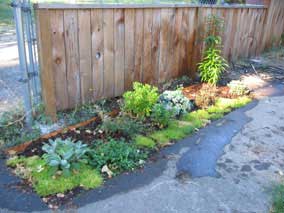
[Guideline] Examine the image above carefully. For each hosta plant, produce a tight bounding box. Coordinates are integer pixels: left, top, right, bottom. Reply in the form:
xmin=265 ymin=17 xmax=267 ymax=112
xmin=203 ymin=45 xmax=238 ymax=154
xmin=123 ymin=82 xmax=159 ymax=118
xmin=159 ymin=90 xmax=193 ymax=117
xmin=42 ymin=138 xmax=89 ymax=176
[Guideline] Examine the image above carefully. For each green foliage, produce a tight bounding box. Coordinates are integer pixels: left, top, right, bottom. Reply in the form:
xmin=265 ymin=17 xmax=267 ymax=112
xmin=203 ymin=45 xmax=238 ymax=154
xmin=198 ymin=45 xmax=229 ymax=85
xmin=149 ymin=120 xmax=194 ymax=146
xmin=123 ymin=82 xmax=159 ymax=118
xmin=135 ymin=135 xmax=156 ymax=149
xmin=0 ymin=108 xmax=41 ymax=149
xmin=195 ymin=84 xmax=218 ymax=109
xmin=198 ymin=15 xmax=228 ymax=85
xmin=150 ymin=104 xmax=172 ymax=128
xmin=101 ymin=116 xmax=145 ymax=138
xmin=58 ymin=103 xmax=98 ymax=125
xmin=227 ymin=80 xmax=250 ymax=96
xmin=88 ymin=139 xmax=148 ymax=174
xmin=159 ymin=90 xmax=193 ymax=117
xmin=7 ymin=156 xmax=102 ymax=196
xmin=215 ymin=97 xmax=252 ymax=109
xmin=272 ymin=184 xmax=284 ymax=213
xmin=42 ymin=138 xmax=89 ymax=176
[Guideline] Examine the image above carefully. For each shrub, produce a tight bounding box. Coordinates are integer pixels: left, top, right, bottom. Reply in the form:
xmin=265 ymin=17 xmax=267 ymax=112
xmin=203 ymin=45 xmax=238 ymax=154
xmin=123 ymin=82 xmax=159 ymax=118
xmin=227 ymin=80 xmax=249 ymax=96
xmin=195 ymin=84 xmax=218 ymax=109
xmin=87 ymin=139 xmax=148 ymax=174
xmin=198 ymin=15 xmax=228 ymax=85
xmin=7 ymin=156 xmax=102 ymax=196
xmin=42 ymin=138 xmax=89 ymax=176
xmin=101 ymin=116 xmax=145 ymax=138
xmin=159 ymin=90 xmax=193 ymax=117
xmin=198 ymin=41 xmax=229 ymax=85
xmin=150 ymin=104 xmax=172 ymax=128
xmin=135 ymin=135 xmax=156 ymax=149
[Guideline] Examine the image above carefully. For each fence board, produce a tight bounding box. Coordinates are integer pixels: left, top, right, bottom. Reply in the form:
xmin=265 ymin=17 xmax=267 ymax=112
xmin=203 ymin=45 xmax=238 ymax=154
xmin=142 ymin=9 xmax=153 ymax=84
xmin=50 ymin=10 xmax=68 ymax=110
xmin=78 ymin=9 xmax=92 ymax=104
xmin=124 ymin=9 xmax=135 ymax=90
xmin=103 ymin=9 xmax=115 ymax=98
xmin=64 ymin=10 xmax=80 ymax=108
xmin=114 ymin=9 xmax=125 ymax=97
xmin=36 ymin=1 xmax=284 ymax=116
xmin=91 ymin=9 xmax=104 ymax=100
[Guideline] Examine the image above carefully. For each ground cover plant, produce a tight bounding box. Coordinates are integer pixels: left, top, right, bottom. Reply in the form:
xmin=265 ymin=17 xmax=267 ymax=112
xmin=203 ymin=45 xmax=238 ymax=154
xmin=3 ymin=77 xmax=252 ymax=209
xmin=271 ymin=183 xmax=284 ymax=213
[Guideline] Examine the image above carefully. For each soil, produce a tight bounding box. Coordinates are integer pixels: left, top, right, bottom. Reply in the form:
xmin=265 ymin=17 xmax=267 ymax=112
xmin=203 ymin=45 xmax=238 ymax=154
xmin=182 ymin=83 xmax=239 ymax=100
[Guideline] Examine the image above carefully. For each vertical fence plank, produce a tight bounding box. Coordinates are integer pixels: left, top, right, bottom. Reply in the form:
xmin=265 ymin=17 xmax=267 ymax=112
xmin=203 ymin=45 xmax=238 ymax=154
xmin=78 ymin=9 xmax=93 ymax=104
xmin=114 ymin=9 xmax=125 ymax=97
xmin=36 ymin=9 xmax=57 ymax=120
xmin=172 ymin=8 xmax=183 ymax=78
xmin=91 ymin=9 xmax=104 ymax=100
xmin=134 ymin=9 xmax=144 ymax=82
xmin=50 ymin=10 xmax=68 ymax=110
xmin=64 ymin=10 xmax=80 ymax=108
xmin=103 ymin=9 xmax=115 ymax=98
xmin=158 ymin=8 xmax=170 ymax=83
xmin=142 ymin=8 xmax=153 ymax=84
xmin=151 ymin=9 xmax=161 ymax=85
xmin=124 ymin=9 xmax=135 ymax=90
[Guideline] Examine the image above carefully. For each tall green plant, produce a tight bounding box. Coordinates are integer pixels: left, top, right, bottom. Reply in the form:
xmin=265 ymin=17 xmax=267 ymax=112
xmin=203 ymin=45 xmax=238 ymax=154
xmin=198 ymin=15 xmax=228 ymax=85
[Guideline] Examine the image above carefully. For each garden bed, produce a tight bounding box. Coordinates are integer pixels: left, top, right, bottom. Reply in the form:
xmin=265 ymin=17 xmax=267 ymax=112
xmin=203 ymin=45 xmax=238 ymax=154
xmin=3 ymin=77 xmax=253 ymax=209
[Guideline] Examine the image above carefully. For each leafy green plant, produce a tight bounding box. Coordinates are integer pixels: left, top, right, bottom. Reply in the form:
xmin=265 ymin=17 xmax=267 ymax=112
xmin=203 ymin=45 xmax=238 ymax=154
xmin=150 ymin=104 xmax=172 ymax=128
xmin=42 ymin=138 xmax=89 ymax=176
xmin=123 ymin=82 xmax=159 ymax=118
xmin=227 ymin=80 xmax=250 ymax=96
xmin=198 ymin=39 xmax=228 ymax=85
xmin=0 ymin=108 xmax=41 ymax=149
xmin=88 ymin=139 xmax=148 ymax=174
xmin=198 ymin=15 xmax=228 ymax=85
xmin=159 ymin=90 xmax=193 ymax=117
xmin=195 ymin=84 xmax=218 ymax=109
xmin=100 ymin=115 xmax=145 ymax=138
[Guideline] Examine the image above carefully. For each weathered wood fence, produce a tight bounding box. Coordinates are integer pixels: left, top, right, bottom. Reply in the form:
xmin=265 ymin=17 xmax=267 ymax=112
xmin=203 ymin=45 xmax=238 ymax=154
xmin=35 ymin=0 xmax=284 ymax=119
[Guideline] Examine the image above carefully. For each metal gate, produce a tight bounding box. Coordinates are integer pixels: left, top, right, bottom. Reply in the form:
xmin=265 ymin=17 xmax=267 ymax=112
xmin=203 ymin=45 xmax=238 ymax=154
xmin=11 ymin=0 xmax=41 ymax=126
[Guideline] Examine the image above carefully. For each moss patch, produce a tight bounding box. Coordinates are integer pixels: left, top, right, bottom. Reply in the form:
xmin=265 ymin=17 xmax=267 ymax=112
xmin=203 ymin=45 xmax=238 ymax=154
xmin=135 ymin=135 xmax=156 ymax=149
xmin=7 ymin=156 xmax=103 ymax=196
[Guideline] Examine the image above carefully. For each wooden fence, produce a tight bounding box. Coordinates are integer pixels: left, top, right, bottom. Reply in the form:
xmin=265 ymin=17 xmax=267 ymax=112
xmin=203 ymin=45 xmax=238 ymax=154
xmin=35 ymin=0 xmax=284 ymax=120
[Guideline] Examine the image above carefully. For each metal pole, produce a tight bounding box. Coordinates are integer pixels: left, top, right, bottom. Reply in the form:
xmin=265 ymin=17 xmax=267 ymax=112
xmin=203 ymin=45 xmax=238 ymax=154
xmin=22 ymin=0 xmax=39 ymax=105
xmin=11 ymin=0 xmax=33 ymax=127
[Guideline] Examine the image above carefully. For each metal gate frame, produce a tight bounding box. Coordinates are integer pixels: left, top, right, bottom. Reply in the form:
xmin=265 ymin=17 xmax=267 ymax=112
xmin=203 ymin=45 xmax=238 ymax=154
xmin=11 ymin=0 xmax=41 ymax=126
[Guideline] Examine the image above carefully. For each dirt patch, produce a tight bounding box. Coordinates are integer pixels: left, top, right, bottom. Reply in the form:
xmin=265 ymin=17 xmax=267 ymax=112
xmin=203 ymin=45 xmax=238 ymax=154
xmin=182 ymin=83 xmax=237 ymax=100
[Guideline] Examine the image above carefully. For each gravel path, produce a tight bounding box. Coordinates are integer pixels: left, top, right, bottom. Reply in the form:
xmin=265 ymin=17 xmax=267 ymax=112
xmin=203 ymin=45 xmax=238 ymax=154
xmin=0 ymin=29 xmax=24 ymax=114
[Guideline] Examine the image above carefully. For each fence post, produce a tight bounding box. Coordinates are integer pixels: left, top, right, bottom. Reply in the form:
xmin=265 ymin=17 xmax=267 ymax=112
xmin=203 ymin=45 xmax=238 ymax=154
xmin=11 ymin=0 xmax=33 ymax=127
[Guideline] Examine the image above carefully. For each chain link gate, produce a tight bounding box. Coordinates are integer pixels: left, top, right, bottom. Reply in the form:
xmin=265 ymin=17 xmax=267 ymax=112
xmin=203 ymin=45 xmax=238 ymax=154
xmin=11 ymin=0 xmax=41 ymax=126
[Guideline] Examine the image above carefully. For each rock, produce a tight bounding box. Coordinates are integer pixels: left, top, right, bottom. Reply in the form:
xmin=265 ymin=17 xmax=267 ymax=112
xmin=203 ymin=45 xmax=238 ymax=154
xmin=101 ymin=165 xmax=113 ymax=178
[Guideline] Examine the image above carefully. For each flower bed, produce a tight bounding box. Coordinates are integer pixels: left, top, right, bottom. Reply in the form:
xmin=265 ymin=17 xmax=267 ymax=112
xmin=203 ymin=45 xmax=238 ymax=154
xmin=4 ymin=77 xmax=252 ymax=209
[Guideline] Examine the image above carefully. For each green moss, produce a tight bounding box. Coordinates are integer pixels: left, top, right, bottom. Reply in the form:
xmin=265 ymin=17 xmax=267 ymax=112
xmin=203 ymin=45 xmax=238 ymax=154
xmin=215 ymin=97 xmax=252 ymax=109
xmin=7 ymin=156 xmax=103 ymax=196
xmin=182 ymin=110 xmax=210 ymax=128
xmin=149 ymin=131 xmax=170 ymax=146
xmin=272 ymin=184 xmax=284 ymax=213
xmin=135 ymin=135 xmax=156 ymax=149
